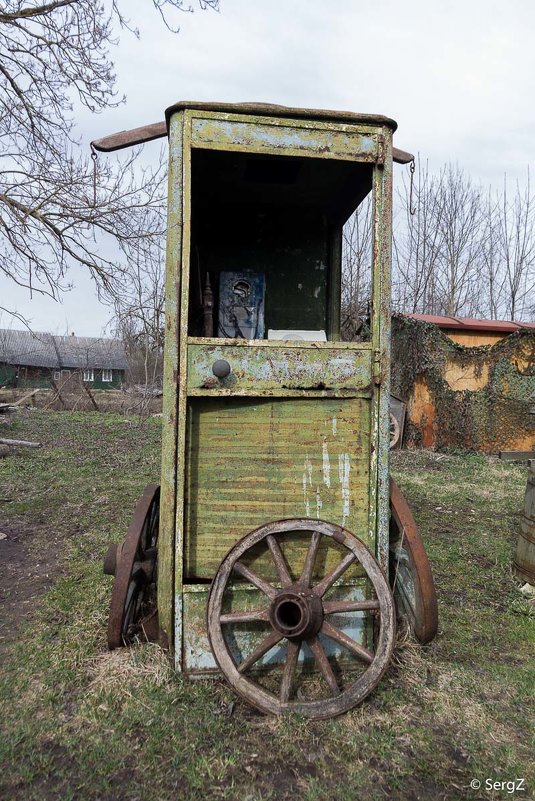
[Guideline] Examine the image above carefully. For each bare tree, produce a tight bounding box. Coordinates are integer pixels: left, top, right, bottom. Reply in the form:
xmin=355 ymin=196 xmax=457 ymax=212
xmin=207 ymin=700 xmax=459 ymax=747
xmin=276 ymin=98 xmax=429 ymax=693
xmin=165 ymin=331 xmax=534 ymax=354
xmin=395 ymin=162 xmax=487 ymax=317
xmin=432 ymin=164 xmax=487 ymax=316
xmin=0 ymin=0 xmax=218 ymax=318
xmin=110 ymin=205 xmax=166 ymax=391
xmin=496 ymin=172 xmax=535 ymax=320
xmin=392 ymin=160 xmax=535 ymax=321
xmin=478 ymin=189 xmax=504 ymax=319
xmin=341 ymin=196 xmax=373 ymax=339
xmin=393 ymin=159 xmax=445 ymax=314
xmin=344 ymin=159 xmax=535 ymax=323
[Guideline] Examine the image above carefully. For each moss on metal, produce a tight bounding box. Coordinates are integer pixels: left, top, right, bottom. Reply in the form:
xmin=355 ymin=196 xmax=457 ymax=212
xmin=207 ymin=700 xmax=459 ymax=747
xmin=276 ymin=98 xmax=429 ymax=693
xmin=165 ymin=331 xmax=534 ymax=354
xmin=391 ymin=315 xmax=535 ymax=451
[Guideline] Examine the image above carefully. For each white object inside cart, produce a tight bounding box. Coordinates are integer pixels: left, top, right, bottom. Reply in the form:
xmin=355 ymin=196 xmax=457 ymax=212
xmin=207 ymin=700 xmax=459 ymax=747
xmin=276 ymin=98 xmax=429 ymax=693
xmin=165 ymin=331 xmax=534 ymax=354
xmin=267 ymin=330 xmax=327 ymax=341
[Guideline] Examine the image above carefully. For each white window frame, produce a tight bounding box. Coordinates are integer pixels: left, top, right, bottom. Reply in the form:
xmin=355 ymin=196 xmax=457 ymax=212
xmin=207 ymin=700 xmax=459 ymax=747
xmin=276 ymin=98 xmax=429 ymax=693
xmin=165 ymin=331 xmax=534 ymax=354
xmin=83 ymin=369 xmax=94 ymax=382
xmin=101 ymin=369 xmax=113 ymax=382
xmin=53 ymin=371 xmax=61 ymax=381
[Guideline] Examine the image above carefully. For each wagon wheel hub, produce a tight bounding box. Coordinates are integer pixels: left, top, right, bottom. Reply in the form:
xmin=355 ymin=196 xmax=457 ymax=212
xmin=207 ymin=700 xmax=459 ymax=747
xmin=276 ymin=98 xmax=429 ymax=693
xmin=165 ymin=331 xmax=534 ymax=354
xmin=269 ymin=586 xmax=323 ymax=640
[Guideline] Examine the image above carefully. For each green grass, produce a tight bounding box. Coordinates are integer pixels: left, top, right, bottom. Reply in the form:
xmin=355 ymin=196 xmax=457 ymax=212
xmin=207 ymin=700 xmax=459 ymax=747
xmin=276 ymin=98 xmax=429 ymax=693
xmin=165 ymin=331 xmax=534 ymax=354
xmin=0 ymin=412 xmax=533 ymax=800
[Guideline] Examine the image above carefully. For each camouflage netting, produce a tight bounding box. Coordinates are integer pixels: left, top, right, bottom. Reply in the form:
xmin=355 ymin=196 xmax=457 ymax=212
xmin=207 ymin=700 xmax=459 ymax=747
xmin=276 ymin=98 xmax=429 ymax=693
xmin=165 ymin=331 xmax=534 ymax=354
xmin=391 ymin=315 xmax=535 ymax=452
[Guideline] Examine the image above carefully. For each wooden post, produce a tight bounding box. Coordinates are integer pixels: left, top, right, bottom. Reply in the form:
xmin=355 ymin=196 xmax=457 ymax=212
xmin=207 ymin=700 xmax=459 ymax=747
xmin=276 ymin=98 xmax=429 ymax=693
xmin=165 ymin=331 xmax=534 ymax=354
xmin=82 ymin=379 xmax=99 ymax=411
xmin=514 ymin=460 xmax=535 ymax=585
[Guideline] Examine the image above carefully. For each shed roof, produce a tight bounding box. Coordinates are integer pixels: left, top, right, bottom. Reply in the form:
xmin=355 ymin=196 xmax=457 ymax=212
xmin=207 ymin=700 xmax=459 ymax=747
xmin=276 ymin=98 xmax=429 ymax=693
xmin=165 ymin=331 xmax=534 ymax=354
xmin=164 ymin=101 xmax=398 ymax=132
xmin=0 ymin=330 xmax=128 ymax=370
xmin=404 ymin=314 xmax=535 ymax=334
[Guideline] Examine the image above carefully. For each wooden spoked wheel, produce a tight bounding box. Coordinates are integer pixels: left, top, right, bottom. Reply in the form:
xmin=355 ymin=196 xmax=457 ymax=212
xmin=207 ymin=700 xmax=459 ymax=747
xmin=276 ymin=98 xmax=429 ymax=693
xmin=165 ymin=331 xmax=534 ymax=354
xmin=207 ymin=518 xmax=396 ymax=719
xmin=389 ymin=477 xmax=438 ymax=644
xmin=104 ymin=484 xmax=160 ymax=650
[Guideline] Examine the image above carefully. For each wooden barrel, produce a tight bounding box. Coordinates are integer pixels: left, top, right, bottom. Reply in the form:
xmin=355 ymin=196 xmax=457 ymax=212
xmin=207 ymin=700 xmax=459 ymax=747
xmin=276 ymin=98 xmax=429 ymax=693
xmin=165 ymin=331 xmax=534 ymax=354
xmin=513 ymin=460 xmax=535 ymax=584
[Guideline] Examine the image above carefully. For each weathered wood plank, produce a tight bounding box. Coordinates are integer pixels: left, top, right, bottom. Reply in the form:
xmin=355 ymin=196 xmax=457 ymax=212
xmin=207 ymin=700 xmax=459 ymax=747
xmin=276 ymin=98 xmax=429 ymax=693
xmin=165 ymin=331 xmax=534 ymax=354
xmin=158 ymin=111 xmax=184 ymax=651
xmin=0 ymin=437 xmax=41 ymax=447
xmin=187 ymin=344 xmax=372 ymax=392
xmin=184 ymin=397 xmax=371 ymax=579
xmin=499 ymin=451 xmax=535 ymax=462
xmin=190 ymin=116 xmax=379 ymax=162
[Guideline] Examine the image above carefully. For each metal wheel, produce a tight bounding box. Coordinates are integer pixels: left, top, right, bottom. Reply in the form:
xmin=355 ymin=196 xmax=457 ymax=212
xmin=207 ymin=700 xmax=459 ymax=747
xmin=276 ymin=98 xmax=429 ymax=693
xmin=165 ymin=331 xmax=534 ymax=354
xmin=389 ymin=477 xmax=438 ymax=644
xmin=207 ymin=518 xmax=396 ymax=719
xmin=104 ymin=484 xmax=160 ymax=649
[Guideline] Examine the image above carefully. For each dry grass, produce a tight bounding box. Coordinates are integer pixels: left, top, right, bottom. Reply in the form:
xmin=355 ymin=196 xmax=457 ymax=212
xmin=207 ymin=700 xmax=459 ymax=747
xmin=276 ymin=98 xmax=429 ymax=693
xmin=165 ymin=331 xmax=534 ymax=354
xmin=86 ymin=643 xmax=173 ymax=693
xmin=0 ymin=413 xmax=533 ymax=801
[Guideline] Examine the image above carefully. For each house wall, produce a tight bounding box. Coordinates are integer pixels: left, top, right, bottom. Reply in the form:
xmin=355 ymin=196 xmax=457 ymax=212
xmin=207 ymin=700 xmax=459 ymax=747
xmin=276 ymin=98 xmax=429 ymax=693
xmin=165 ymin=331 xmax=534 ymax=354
xmin=0 ymin=365 xmax=52 ymax=388
xmin=88 ymin=369 xmax=124 ymax=389
xmin=0 ymin=364 xmax=18 ymax=387
xmin=0 ymin=364 xmax=124 ymax=389
xmin=443 ymin=330 xmax=507 ymax=348
xmin=391 ymin=318 xmax=535 ymax=453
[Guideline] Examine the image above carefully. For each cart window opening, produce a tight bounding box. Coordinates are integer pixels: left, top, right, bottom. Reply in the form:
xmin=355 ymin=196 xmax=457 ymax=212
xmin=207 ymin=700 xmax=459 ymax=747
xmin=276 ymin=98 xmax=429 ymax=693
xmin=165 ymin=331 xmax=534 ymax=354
xmin=341 ymin=196 xmax=373 ymax=342
xmin=189 ymin=149 xmax=374 ymax=341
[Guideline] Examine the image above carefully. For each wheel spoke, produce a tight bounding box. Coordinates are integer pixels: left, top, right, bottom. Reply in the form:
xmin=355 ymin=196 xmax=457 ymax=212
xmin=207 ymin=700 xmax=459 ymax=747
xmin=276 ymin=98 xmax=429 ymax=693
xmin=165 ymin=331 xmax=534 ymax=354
xmin=313 ymin=552 xmax=356 ymax=597
xmin=233 ymin=561 xmax=277 ymax=599
xmin=266 ymin=535 xmax=292 ymax=587
xmin=307 ymin=636 xmax=340 ymax=695
xmin=238 ymin=630 xmax=284 ymax=674
xmin=321 ymin=620 xmax=374 ymax=665
xmin=300 ymin=530 xmax=321 ymax=587
xmin=323 ymin=599 xmax=380 ymax=615
xmin=280 ymin=640 xmax=300 ymax=703
xmin=122 ymin=579 xmax=141 ymax=632
xmin=220 ymin=609 xmax=270 ymax=624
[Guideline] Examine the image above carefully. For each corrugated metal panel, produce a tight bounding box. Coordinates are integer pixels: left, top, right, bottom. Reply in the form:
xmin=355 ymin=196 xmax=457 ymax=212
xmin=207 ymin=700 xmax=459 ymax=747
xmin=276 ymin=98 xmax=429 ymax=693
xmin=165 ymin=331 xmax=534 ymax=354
xmin=405 ymin=314 xmax=535 ymax=333
xmin=54 ymin=335 xmax=128 ymax=369
xmin=0 ymin=329 xmax=127 ymax=369
xmin=0 ymin=330 xmax=56 ymax=368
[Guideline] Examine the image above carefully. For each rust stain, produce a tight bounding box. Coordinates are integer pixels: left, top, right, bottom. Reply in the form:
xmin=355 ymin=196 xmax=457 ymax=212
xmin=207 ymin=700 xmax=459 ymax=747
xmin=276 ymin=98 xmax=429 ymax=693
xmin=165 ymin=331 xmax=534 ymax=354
xmin=409 ymin=377 xmax=437 ymax=448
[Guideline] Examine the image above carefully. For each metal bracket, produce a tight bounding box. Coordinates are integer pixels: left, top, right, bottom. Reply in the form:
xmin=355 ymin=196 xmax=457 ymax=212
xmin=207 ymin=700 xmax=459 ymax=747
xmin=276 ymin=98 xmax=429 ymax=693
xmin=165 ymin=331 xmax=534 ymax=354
xmin=373 ymin=349 xmax=383 ymax=385
xmin=376 ymin=134 xmax=386 ymax=167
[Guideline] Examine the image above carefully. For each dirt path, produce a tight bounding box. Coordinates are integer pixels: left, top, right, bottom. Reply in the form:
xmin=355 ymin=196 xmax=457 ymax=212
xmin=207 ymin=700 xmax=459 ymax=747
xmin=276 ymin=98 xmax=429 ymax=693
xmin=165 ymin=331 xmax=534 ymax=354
xmin=0 ymin=521 xmax=62 ymax=661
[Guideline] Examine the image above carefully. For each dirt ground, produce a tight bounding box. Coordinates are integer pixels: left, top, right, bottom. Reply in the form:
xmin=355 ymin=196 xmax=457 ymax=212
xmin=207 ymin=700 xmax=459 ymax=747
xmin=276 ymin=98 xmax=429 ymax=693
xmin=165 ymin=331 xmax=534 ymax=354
xmin=0 ymin=521 xmax=64 ymax=658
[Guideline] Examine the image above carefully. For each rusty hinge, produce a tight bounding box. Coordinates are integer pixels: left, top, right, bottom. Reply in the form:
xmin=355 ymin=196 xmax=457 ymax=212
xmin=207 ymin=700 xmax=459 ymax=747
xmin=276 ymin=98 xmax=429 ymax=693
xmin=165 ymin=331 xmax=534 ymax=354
xmin=376 ymin=134 xmax=385 ymax=167
xmin=373 ymin=349 xmax=382 ymax=385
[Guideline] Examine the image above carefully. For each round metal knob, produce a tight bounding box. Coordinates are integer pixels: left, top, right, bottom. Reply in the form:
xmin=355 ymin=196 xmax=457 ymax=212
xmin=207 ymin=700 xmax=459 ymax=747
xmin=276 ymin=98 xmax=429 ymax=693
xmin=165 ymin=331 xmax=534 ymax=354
xmin=212 ymin=359 xmax=231 ymax=379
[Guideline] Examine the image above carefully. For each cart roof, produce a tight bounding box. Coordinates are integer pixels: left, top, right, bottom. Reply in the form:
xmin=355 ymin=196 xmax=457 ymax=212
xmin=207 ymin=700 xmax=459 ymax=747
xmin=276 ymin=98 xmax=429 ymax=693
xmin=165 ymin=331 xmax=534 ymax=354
xmin=164 ymin=101 xmax=397 ymax=132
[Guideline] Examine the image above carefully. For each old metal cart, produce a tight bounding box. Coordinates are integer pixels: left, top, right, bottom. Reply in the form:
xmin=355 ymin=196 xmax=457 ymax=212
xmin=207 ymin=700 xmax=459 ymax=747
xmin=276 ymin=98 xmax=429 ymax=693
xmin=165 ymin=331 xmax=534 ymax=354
xmin=98 ymin=102 xmax=438 ymax=719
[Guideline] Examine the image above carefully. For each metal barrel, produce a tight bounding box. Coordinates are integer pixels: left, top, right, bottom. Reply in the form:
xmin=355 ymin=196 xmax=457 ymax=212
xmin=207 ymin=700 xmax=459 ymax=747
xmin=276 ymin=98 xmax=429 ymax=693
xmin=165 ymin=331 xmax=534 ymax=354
xmin=513 ymin=460 xmax=535 ymax=584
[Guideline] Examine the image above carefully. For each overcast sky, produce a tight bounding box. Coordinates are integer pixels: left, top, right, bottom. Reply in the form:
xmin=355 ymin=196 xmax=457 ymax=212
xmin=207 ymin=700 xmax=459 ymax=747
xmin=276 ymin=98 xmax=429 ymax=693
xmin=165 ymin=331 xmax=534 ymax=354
xmin=4 ymin=0 xmax=535 ymax=336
